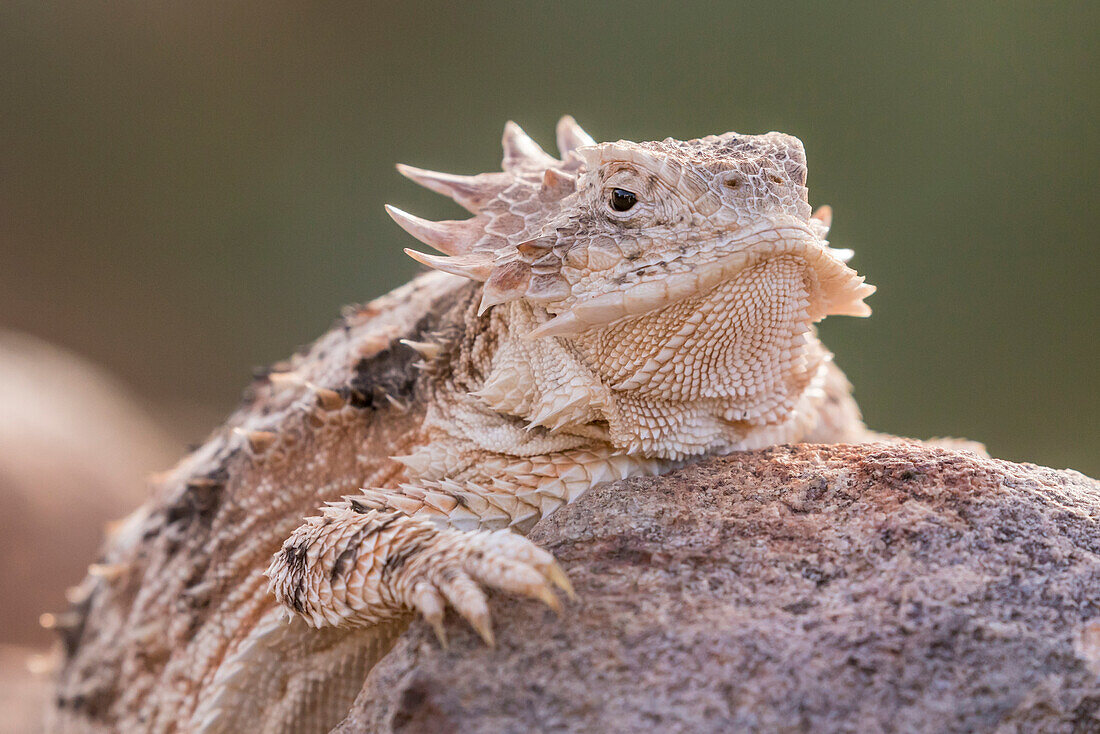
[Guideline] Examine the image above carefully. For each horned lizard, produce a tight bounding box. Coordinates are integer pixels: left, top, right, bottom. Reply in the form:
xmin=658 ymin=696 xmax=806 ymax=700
xmin=49 ymin=116 xmax=876 ymax=732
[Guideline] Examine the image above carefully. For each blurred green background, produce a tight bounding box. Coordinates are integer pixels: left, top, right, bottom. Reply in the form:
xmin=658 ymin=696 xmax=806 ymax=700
xmin=2 ymin=1 xmax=1096 ymax=474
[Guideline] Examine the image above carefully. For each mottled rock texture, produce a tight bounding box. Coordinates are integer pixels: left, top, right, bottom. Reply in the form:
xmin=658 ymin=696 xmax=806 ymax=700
xmin=337 ymin=443 xmax=1100 ymax=734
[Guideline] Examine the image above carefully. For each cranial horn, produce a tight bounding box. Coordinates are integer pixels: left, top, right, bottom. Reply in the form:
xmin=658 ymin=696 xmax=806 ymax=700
xmin=385 ymin=205 xmax=476 ymax=256
xmin=502 ymin=121 xmax=557 ymax=172
xmin=395 ymin=164 xmax=509 ymax=213
xmin=556 ymin=115 xmax=596 ymax=156
xmin=404 ymin=249 xmax=492 ymax=282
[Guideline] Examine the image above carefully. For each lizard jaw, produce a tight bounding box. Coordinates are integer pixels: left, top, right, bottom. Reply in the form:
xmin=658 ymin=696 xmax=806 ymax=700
xmin=525 ymin=229 xmax=874 ymax=340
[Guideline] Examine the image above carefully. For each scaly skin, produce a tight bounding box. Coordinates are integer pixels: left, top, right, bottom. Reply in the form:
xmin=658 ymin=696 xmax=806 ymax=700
xmin=51 ymin=117 xmax=873 ymax=733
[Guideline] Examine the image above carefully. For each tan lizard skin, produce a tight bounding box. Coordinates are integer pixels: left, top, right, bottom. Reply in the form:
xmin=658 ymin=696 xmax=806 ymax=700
xmin=49 ymin=117 xmax=874 ymax=733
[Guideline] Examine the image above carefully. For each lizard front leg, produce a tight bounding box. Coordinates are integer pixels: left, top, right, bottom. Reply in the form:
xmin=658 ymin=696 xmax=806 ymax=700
xmin=266 ymin=445 xmax=661 ymax=642
xmin=266 ymin=502 xmax=571 ymax=645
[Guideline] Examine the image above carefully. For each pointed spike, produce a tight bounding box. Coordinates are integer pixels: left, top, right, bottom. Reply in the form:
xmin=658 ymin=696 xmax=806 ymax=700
xmin=810 ymin=205 xmax=833 ymax=239
xmin=267 ymin=371 xmax=307 ymax=388
xmin=87 ymin=563 xmax=128 ymax=582
xmin=355 ymin=494 xmax=387 ymax=512
xmin=404 ymin=249 xmax=491 ymax=281
xmin=468 ymin=611 xmax=495 ymax=647
xmin=384 ymin=205 xmax=471 ymax=256
xmin=396 ymin=164 xmax=506 ymax=213
xmin=310 ymin=384 xmax=345 ymax=411
xmin=811 ymin=204 xmax=833 ymax=229
xmin=545 ymin=562 xmax=576 ymax=600
xmin=556 ymin=115 xmax=596 ymax=155
xmin=399 ymin=339 xmax=442 ymax=360
xmin=233 ymin=428 xmax=277 ymax=454
xmin=502 ymin=121 xmax=556 ymax=171
xmin=821 ymin=276 xmax=874 ymax=318
xmin=479 ymin=260 xmax=532 ymax=315
xmin=525 ymin=311 xmax=585 ymax=340
xmin=422 ymin=491 xmax=458 ymax=514
xmin=387 ymin=494 xmax=425 ymax=516
xmin=478 ymin=286 xmax=516 ymax=316
xmin=531 ymin=584 xmax=562 ymax=614
xmin=396 ymin=484 xmax=425 ymax=500
xmin=430 ymin=618 xmax=448 ymax=648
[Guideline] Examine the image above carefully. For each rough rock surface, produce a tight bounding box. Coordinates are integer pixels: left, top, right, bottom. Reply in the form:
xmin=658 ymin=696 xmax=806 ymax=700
xmin=336 ymin=443 xmax=1100 ymax=734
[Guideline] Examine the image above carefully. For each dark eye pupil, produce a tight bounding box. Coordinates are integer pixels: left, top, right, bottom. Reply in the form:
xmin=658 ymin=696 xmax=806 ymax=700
xmin=609 ymin=188 xmax=637 ymax=212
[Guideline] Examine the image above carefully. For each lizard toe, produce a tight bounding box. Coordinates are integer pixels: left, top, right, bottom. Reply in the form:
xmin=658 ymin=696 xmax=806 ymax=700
xmin=432 ymin=570 xmax=494 ymax=646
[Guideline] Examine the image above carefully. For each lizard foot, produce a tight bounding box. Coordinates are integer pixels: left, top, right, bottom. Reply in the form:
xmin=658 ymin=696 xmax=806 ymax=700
xmin=401 ymin=526 xmax=574 ymax=646
xmin=268 ymin=508 xmax=573 ymax=645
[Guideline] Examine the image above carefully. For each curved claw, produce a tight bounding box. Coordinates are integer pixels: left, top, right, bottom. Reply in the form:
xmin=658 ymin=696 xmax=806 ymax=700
xmin=531 ymin=583 xmax=563 ymax=615
xmin=470 ymin=616 xmax=495 ymax=647
xmin=436 ymin=572 xmax=495 ymax=646
xmin=410 ymin=582 xmax=448 ymax=648
xmin=545 ymin=561 xmax=576 ymax=601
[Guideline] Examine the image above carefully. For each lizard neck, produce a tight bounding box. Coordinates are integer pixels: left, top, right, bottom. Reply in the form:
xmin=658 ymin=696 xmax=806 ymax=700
xmin=469 ymin=255 xmax=834 ymax=461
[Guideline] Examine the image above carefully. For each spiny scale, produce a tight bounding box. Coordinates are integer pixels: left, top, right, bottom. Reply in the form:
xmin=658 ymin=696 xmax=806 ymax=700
xmin=395 ymin=164 xmax=509 ymax=213
xmin=555 ymin=114 xmax=596 ymax=155
xmin=387 ymin=117 xmax=598 ymax=309
xmin=348 ymin=450 xmax=660 ymax=531
xmin=404 ymin=248 xmax=492 ymax=281
xmin=386 ymin=116 xmax=873 ymax=342
xmin=384 ymin=205 xmax=473 ymax=257
xmin=57 ymin=117 xmax=880 ymax=734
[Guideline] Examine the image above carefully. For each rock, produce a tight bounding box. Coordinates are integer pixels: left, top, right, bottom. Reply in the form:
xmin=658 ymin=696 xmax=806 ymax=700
xmin=0 ymin=331 xmax=178 ymax=648
xmin=336 ymin=443 xmax=1100 ymax=734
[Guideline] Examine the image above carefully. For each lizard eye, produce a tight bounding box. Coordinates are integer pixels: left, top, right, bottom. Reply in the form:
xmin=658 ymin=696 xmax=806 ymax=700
xmin=608 ymin=188 xmax=637 ymax=212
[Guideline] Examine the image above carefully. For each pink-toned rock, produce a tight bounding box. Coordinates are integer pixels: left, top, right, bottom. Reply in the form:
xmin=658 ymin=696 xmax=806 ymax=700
xmin=0 ymin=332 xmax=178 ymax=648
xmin=338 ymin=443 xmax=1100 ymax=733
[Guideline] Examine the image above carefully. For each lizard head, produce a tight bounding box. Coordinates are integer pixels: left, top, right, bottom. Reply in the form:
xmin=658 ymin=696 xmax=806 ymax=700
xmin=388 ymin=117 xmax=873 ymax=343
